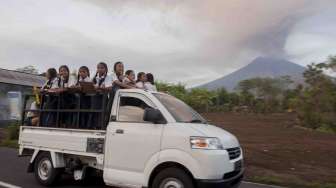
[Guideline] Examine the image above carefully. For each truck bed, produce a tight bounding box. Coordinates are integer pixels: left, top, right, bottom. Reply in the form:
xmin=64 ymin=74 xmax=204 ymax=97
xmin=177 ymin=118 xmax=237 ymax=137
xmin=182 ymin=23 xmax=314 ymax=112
xmin=19 ymin=126 xmax=106 ymax=156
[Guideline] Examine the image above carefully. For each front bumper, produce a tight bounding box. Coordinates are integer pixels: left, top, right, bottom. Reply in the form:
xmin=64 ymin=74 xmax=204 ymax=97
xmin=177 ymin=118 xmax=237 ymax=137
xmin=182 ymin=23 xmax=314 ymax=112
xmin=196 ymin=168 xmax=244 ymax=188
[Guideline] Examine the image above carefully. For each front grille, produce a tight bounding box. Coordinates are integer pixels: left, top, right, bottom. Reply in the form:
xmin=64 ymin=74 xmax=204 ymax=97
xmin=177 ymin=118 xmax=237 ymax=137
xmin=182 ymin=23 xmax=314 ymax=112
xmin=223 ymin=169 xmax=241 ymax=179
xmin=227 ymin=147 xmax=241 ymax=160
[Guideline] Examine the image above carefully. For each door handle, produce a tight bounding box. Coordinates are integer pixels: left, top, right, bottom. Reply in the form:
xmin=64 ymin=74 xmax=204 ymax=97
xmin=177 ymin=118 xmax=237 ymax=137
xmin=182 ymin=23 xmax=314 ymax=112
xmin=115 ymin=129 xmax=124 ymax=134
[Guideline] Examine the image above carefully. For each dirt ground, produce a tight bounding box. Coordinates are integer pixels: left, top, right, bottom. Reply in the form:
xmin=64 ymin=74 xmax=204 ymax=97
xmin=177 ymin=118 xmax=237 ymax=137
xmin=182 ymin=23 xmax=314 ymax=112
xmin=203 ymin=112 xmax=336 ymax=187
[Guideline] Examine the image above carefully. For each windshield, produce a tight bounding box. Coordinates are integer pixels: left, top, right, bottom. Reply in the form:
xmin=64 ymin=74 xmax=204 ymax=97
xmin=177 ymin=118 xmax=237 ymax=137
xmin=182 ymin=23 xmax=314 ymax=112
xmin=153 ymin=93 xmax=207 ymax=124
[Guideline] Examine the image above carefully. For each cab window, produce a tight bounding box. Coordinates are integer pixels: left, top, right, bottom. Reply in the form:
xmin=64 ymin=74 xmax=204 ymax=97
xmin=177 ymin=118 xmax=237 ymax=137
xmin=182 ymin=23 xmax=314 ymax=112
xmin=117 ymin=96 xmax=151 ymax=122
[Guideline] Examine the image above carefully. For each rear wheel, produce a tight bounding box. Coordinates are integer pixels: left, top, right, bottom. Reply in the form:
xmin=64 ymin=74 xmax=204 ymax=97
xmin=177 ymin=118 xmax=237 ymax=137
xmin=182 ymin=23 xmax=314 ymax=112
xmin=34 ymin=152 xmax=61 ymax=186
xmin=152 ymin=167 xmax=194 ymax=188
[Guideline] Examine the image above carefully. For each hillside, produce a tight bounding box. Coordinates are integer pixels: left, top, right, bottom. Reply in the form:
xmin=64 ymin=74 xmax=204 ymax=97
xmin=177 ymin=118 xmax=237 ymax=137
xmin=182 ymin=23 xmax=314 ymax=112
xmin=199 ymin=56 xmax=306 ymax=91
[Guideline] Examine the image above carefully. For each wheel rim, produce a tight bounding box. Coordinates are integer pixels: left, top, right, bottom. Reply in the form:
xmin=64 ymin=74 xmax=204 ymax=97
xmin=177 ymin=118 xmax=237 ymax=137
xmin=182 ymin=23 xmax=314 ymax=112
xmin=38 ymin=158 xmax=52 ymax=181
xmin=159 ymin=178 xmax=184 ymax=188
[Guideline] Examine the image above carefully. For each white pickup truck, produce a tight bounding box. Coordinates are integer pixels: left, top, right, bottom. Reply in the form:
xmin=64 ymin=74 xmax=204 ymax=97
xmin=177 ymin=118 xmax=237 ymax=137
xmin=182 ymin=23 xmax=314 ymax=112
xmin=19 ymin=89 xmax=244 ymax=188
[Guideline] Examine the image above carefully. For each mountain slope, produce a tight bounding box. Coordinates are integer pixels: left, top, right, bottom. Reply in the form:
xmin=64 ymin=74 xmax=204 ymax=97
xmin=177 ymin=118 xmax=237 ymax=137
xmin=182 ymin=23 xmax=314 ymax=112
xmin=199 ymin=56 xmax=306 ymax=91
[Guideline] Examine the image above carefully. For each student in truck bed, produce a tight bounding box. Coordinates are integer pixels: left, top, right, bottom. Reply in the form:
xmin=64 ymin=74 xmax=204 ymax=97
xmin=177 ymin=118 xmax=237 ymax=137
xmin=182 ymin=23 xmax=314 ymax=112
xmin=58 ymin=65 xmax=76 ymax=127
xmin=25 ymin=101 xmax=39 ymax=126
xmin=71 ymin=66 xmax=91 ymax=87
xmin=93 ymin=62 xmax=112 ymax=90
xmin=41 ymin=68 xmax=59 ymax=126
xmin=136 ymin=72 xmax=146 ymax=89
xmin=91 ymin=62 xmax=112 ymax=129
xmin=58 ymin=65 xmax=75 ymax=89
xmin=111 ymin=62 xmax=133 ymax=90
xmin=72 ymin=66 xmax=92 ymax=129
xmin=144 ymin=73 xmax=157 ymax=91
xmin=41 ymin=68 xmax=59 ymax=92
xmin=123 ymin=70 xmax=137 ymax=88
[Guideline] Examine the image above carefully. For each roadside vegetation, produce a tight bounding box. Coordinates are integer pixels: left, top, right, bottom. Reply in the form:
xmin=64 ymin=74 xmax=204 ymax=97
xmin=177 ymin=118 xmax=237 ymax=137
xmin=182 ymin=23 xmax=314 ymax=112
xmin=0 ymin=122 xmax=19 ymax=148
xmin=157 ymin=55 xmax=336 ymax=133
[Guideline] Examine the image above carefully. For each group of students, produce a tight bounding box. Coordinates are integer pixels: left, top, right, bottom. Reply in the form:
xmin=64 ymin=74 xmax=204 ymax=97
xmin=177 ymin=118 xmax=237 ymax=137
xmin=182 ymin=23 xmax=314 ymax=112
xmin=41 ymin=61 xmax=157 ymax=92
xmin=26 ymin=61 xmax=157 ymax=129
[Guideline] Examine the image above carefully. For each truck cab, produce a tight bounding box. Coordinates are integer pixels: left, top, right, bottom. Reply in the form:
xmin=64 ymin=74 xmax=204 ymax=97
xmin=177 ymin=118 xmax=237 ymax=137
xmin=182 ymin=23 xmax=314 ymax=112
xmin=19 ymin=89 xmax=244 ymax=188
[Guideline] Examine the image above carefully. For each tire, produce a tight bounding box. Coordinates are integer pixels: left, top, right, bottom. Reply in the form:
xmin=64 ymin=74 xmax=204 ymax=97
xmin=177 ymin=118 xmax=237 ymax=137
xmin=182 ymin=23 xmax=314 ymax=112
xmin=152 ymin=167 xmax=194 ymax=188
xmin=34 ymin=152 xmax=61 ymax=186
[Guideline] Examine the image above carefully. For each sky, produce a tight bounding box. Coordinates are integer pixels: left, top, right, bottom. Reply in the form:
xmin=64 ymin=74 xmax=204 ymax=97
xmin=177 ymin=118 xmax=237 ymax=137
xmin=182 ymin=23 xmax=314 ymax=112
xmin=0 ymin=0 xmax=336 ymax=87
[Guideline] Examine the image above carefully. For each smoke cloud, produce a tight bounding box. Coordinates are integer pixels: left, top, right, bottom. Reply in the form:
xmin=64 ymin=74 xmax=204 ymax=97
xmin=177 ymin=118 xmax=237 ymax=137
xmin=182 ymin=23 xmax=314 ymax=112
xmin=0 ymin=0 xmax=335 ymax=86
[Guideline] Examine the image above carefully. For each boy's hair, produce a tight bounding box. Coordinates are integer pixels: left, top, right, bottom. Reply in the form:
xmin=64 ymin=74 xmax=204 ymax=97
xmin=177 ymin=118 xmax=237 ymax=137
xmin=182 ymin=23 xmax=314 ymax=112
xmin=47 ymin=68 xmax=57 ymax=80
xmin=146 ymin=73 xmax=155 ymax=85
xmin=113 ymin=61 xmax=123 ymax=72
xmin=125 ymin=70 xmax=134 ymax=76
xmin=77 ymin=66 xmax=90 ymax=84
xmin=136 ymin=72 xmax=146 ymax=83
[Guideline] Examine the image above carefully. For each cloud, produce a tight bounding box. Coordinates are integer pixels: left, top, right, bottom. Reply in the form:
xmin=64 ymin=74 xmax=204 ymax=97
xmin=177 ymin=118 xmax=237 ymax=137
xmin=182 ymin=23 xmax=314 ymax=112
xmin=0 ymin=0 xmax=335 ymax=87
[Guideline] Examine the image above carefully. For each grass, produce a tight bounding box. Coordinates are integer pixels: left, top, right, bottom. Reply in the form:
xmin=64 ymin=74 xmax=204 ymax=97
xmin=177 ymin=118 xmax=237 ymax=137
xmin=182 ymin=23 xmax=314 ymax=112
xmin=0 ymin=123 xmax=19 ymax=148
xmin=316 ymin=124 xmax=336 ymax=134
xmin=0 ymin=139 xmax=18 ymax=148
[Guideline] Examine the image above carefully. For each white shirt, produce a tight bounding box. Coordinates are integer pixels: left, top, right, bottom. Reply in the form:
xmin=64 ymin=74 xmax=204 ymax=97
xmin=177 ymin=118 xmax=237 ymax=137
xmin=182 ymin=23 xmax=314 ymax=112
xmin=122 ymin=77 xmax=135 ymax=85
xmin=144 ymin=82 xmax=157 ymax=91
xmin=73 ymin=76 xmax=91 ymax=86
xmin=42 ymin=77 xmax=59 ymax=90
xmin=93 ymin=74 xmax=112 ymax=88
xmin=27 ymin=102 xmax=38 ymax=118
xmin=136 ymin=81 xmax=145 ymax=89
xmin=110 ymin=73 xmax=119 ymax=83
xmin=59 ymin=76 xmax=75 ymax=88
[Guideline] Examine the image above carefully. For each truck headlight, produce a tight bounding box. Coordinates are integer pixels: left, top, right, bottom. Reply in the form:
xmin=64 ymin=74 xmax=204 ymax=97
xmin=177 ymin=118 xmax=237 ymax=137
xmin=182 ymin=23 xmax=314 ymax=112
xmin=190 ymin=137 xmax=224 ymax=150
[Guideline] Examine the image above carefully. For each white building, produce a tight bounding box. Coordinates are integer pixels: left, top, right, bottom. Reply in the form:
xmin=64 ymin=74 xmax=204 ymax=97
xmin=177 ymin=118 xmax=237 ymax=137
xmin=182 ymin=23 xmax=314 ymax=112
xmin=0 ymin=68 xmax=45 ymax=124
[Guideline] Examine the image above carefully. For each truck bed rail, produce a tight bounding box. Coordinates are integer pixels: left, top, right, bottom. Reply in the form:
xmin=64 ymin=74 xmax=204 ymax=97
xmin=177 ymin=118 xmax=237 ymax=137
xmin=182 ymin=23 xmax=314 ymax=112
xmin=19 ymin=126 xmax=106 ymax=155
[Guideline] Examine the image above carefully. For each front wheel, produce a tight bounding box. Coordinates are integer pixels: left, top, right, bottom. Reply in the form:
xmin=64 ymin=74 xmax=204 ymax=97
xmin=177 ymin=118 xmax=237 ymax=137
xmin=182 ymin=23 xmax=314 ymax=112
xmin=152 ymin=167 xmax=194 ymax=188
xmin=34 ymin=152 xmax=61 ymax=186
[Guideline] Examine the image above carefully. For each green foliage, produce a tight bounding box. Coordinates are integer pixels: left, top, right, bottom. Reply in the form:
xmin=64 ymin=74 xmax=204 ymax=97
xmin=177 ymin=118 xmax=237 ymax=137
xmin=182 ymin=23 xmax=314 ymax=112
xmin=236 ymin=76 xmax=293 ymax=113
xmin=156 ymin=82 xmax=187 ymax=101
xmin=156 ymin=82 xmax=215 ymax=112
xmin=7 ymin=123 xmax=20 ymax=140
xmin=294 ymin=61 xmax=336 ymax=131
xmin=0 ymin=122 xmax=19 ymax=148
xmin=155 ymin=55 xmax=336 ymax=133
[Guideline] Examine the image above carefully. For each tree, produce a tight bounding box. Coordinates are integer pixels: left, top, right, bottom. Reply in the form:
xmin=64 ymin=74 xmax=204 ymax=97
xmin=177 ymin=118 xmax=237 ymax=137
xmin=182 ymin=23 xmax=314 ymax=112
xmin=16 ymin=65 xmax=39 ymax=74
xmin=295 ymin=61 xmax=336 ymax=131
xmin=156 ymin=82 xmax=187 ymax=101
xmin=236 ymin=76 xmax=293 ymax=113
xmin=186 ymin=88 xmax=216 ymax=112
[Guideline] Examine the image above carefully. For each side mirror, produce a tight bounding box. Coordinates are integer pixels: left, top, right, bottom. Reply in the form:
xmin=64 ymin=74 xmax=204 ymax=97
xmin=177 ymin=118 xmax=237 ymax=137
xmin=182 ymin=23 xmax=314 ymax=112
xmin=143 ymin=108 xmax=166 ymax=124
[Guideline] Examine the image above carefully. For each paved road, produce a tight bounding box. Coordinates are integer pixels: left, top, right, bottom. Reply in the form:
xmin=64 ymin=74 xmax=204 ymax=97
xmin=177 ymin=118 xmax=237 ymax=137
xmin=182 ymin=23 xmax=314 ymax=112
xmin=0 ymin=147 xmax=280 ymax=188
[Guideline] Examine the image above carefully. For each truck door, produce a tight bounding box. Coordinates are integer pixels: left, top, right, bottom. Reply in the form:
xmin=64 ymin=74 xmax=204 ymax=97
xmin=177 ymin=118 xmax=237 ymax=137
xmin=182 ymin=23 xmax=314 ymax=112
xmin=104 ymin=92 xmax=163 ymax=187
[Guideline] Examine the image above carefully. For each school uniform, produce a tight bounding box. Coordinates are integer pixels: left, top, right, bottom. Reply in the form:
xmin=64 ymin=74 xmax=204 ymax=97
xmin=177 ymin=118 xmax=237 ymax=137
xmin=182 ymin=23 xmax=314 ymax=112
xmin=25 ymin=102 xmax=38 ymax=126
xmin=72 ymin=76 xmax=91 ymax=86
xmin=41 ymin=77 xmax=59 ymax=127
xmin=93 ymin=74 xmax=112 ymax=88
xmin=123 ymin=77 xmax=136 ymax=86
xmin=136 ymin=81 xmax=145 ymax=89
xmin=90 ymin=74 xmax=112 ymax=129
xmin=42 ymin=77 xmax=59 ymax=90
xmin=144 ymin=82 xmax=157 ymax=91
xmin=73 ymin=76 xmax=92 ymax=129
xmin=58 ymin=76 xmax=76 ymax=127
xmin=110 ymin=72 xmax=124 ymax=94
xmin=58 ymin=76 xmax=75 ymax=88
